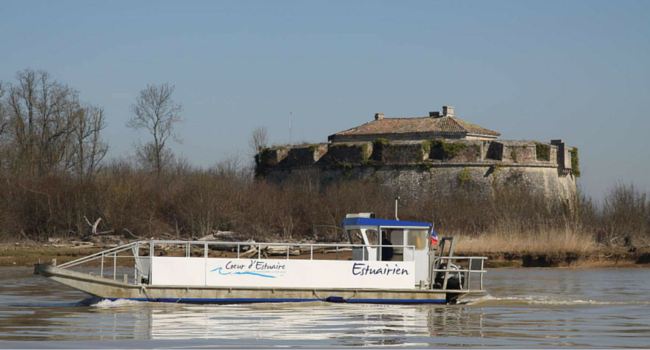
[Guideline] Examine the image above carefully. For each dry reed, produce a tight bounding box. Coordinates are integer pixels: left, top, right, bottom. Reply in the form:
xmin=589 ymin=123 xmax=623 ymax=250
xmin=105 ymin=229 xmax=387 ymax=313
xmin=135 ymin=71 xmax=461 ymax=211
xmin=453 ymin=227 xmax=597 ymax=255
xmin=0 ymin=160 xmax=647 ymax=257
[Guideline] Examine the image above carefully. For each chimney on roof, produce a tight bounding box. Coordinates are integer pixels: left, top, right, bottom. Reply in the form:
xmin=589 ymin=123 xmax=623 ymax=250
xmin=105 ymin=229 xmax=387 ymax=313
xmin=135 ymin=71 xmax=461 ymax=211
xmin=374 ymin=113 xmax=385 ymax=121
xmin=429 ymin=111 xmax=441 ymax=118
xmin=442 ymin=106 xmax=454 ymax=117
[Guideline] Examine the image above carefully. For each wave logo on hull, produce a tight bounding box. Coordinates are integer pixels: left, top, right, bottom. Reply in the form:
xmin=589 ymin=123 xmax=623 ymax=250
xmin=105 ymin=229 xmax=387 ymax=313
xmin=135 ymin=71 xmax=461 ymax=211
xmin=210 ymin=260 xmax=286 ymax=278
xmin=211 ymin=267 xmax=276 ymax=278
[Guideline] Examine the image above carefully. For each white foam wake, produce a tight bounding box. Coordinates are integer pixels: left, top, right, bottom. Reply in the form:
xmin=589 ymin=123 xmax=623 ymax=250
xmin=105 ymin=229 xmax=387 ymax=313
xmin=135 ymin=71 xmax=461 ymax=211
xmin=91 ymin=298 xmax=142 ymax=308
xmin=466 ymin=294 xmax=650 ymax=306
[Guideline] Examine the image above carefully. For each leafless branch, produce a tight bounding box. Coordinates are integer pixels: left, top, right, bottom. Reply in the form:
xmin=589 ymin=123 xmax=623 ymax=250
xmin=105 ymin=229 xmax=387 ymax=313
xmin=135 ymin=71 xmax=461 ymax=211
xmin=127 ymin=83 xmax=183 ymax=174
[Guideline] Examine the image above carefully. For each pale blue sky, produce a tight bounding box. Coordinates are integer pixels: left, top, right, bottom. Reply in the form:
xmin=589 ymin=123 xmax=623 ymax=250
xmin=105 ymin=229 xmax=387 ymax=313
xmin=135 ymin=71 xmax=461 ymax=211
xmin=2 ymin=0 xmax=649 ymax=199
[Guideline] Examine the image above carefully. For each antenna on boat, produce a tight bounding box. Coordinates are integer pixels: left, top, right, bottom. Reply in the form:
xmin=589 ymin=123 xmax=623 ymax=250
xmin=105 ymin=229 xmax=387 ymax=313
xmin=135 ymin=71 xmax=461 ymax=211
xmin=394 ymin=196 xmax=400 ymax=220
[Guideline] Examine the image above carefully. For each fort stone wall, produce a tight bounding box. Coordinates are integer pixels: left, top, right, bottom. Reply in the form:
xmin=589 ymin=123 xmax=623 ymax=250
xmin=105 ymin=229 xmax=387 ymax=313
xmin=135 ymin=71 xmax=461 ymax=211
xmin=256 ymin=139 xmax=579 ymax=202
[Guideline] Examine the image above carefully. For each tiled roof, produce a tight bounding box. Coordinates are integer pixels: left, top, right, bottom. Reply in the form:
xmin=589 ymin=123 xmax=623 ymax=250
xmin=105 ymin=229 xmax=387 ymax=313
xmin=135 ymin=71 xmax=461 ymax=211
xmin=332 ymin=116 xmax=501 ymax=137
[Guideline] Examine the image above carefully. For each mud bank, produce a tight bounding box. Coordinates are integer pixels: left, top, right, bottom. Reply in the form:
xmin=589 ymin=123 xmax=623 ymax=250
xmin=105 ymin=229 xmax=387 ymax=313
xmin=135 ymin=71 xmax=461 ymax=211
xmin=472 ymin=251 xmax=650 ymax=268
xmin=0 ymin=244 xmax=103 ymax=267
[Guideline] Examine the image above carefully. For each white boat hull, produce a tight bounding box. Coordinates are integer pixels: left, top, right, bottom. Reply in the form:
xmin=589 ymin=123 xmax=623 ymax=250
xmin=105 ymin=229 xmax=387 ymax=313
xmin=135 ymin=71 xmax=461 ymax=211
xmin=34 ymin=264 xmax=483 ymax=304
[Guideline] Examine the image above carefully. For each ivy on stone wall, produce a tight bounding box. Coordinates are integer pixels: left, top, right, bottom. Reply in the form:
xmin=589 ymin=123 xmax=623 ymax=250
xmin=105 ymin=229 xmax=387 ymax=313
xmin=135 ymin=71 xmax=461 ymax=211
xmin=340 ymin=161 xmax=353 ymax=177
xmin=459 ymin=166 xmax=472 ymax=184
xmin=421 ymin=141 xmax=431 ymax=155
xmin=535 ymin=143 xmax=551 ymax=161
xmin=330 ymin=143 xmax=371 ymax=163
xmin=360 ymin=144 xmax=370 ymax=157
xmin=427 ymin=140 xmax=467 ymax=160
xmin=254 ymin=147 xmax=273 ymax=176
xmin=372 ymin=138 xmax=389 ymax=161
xmin=330 ymin=143 xmax=368 ymax=154
xmin=510 ymin=148 xmax=518 ymax=162
xmin=570 ymin=147 xmax=581 ymax=177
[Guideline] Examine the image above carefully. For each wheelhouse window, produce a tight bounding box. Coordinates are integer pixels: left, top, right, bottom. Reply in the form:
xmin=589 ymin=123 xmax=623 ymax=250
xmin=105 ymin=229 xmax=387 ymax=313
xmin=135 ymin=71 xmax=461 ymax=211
xmin=366 ymin=230 xmax=378 ymax=246
xmin=407 ymin=229 xmax=428 ymax=250
xmin=347 ymin=229 xmax=363 ymax=246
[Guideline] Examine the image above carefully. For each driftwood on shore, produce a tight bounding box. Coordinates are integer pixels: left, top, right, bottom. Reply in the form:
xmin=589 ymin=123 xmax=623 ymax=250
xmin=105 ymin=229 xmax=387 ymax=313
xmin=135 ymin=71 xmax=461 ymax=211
xmin=240 ymin=246 xmax=259 ymax=258
xmin=237 ymin=245 xmax=352 ymax=258
xmin=237 ymin=245 xmax=304 ymax=257
xmin=267 ymin=246 xmax=301 ymax=256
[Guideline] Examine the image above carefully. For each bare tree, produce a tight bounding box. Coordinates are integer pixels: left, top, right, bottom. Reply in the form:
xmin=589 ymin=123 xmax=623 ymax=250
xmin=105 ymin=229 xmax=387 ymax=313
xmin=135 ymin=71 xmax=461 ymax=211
xmin=68 ymin=104 xmax=108 ymax=179
xmin=248 ymin=126 xmax=268 ymax=154
xmin=127 ymin=83 xmax=183 ymax=174
xmin=0 ymin=69 xmax=111 ymax=177
xmin=0 ymin=83 xmax=7 ymax=141
xmin=0 ymin=82 xmax=7 ymax=169
xmin=5 ymin=70 xmax=77 ymax=174
xmin=0 ymin=69 xmax=109 ymax=178
xmin=133 ymin=140 xmax=175 ymax=172
xmin=0 ymin=82 xmax=7 ymax=137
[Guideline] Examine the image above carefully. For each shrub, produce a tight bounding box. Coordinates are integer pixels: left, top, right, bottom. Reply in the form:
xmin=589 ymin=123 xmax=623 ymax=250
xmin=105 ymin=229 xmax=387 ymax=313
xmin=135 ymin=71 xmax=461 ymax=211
xmin=535 ymin=143 xmax=551 ymax=161
xmin=428 ymin=140 xmax=467 ymax=160
xmin=570 ymin=147 xmax=581 ymax=177
xmin=371 ymin=138 xmax=389 ymax=161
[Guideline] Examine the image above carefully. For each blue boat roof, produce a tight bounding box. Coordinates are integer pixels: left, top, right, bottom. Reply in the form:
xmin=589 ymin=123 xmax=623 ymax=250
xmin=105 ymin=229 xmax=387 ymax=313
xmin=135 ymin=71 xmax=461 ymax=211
xmin=341 ymin=217 xmax=432 ymax=228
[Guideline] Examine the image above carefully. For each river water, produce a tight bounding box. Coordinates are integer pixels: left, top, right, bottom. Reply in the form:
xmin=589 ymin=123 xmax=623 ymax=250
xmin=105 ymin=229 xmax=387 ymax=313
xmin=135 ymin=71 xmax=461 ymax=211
xmin=0 ymin=267 xmax=648 ymax=348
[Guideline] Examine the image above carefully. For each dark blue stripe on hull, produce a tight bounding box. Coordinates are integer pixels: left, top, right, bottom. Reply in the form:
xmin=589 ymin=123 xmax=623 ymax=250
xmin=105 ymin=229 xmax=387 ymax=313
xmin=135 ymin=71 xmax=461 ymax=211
xmin=346 ymin=299 xmax=446 ymax=304
xmin=106 ymin=297 xmax=447 ymax=304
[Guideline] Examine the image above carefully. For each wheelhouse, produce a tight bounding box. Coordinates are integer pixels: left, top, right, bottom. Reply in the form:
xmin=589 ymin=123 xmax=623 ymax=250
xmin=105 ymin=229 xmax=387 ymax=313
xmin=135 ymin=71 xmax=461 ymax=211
xmin=342 ymin=213 xmax=433 ymax=285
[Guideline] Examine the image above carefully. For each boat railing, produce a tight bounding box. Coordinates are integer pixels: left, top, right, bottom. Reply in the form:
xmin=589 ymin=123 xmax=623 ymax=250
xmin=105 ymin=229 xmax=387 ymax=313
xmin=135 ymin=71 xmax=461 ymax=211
xmin=58 ymin=241 xmax=144 ymax=269
xmin=146 ymin=240 xmax=417 ymax=261
xmin=431 ymin=256 xmax=488 ymax=291
xmin=56 ymin=240 xmax=418 ymax=285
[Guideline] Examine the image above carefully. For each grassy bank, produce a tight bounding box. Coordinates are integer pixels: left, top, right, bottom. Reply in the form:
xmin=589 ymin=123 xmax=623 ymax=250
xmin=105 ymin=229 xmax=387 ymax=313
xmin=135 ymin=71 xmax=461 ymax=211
xmin=0 ymin=244 xmax=103 ymax=267
xmin=453 ymin=227 xmax=649 ymax=268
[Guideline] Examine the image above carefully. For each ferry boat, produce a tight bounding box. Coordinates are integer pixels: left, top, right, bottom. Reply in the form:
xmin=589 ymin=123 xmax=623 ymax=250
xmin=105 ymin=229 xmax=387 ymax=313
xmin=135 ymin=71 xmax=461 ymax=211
xmin=34 ymin=213 xmax=487 ymax=304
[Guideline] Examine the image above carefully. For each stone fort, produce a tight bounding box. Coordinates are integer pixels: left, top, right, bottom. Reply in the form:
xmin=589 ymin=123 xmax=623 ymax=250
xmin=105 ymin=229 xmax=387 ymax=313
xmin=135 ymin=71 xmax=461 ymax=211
xmin=255 ymin=106 xmax=579 ymax=201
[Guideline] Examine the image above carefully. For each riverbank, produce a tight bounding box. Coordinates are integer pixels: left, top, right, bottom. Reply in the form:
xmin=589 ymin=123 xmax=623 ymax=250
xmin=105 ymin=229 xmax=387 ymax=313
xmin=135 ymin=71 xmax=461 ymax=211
xmin=469 ymin=251 xmax=650 ymax=268
xmin=1 ymin=241 xmax=648 ymax=268
xmin=0 ymin=243 xmax=103 ymax=267
xmin=452 ymin=230 xmax=650 ymax=268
